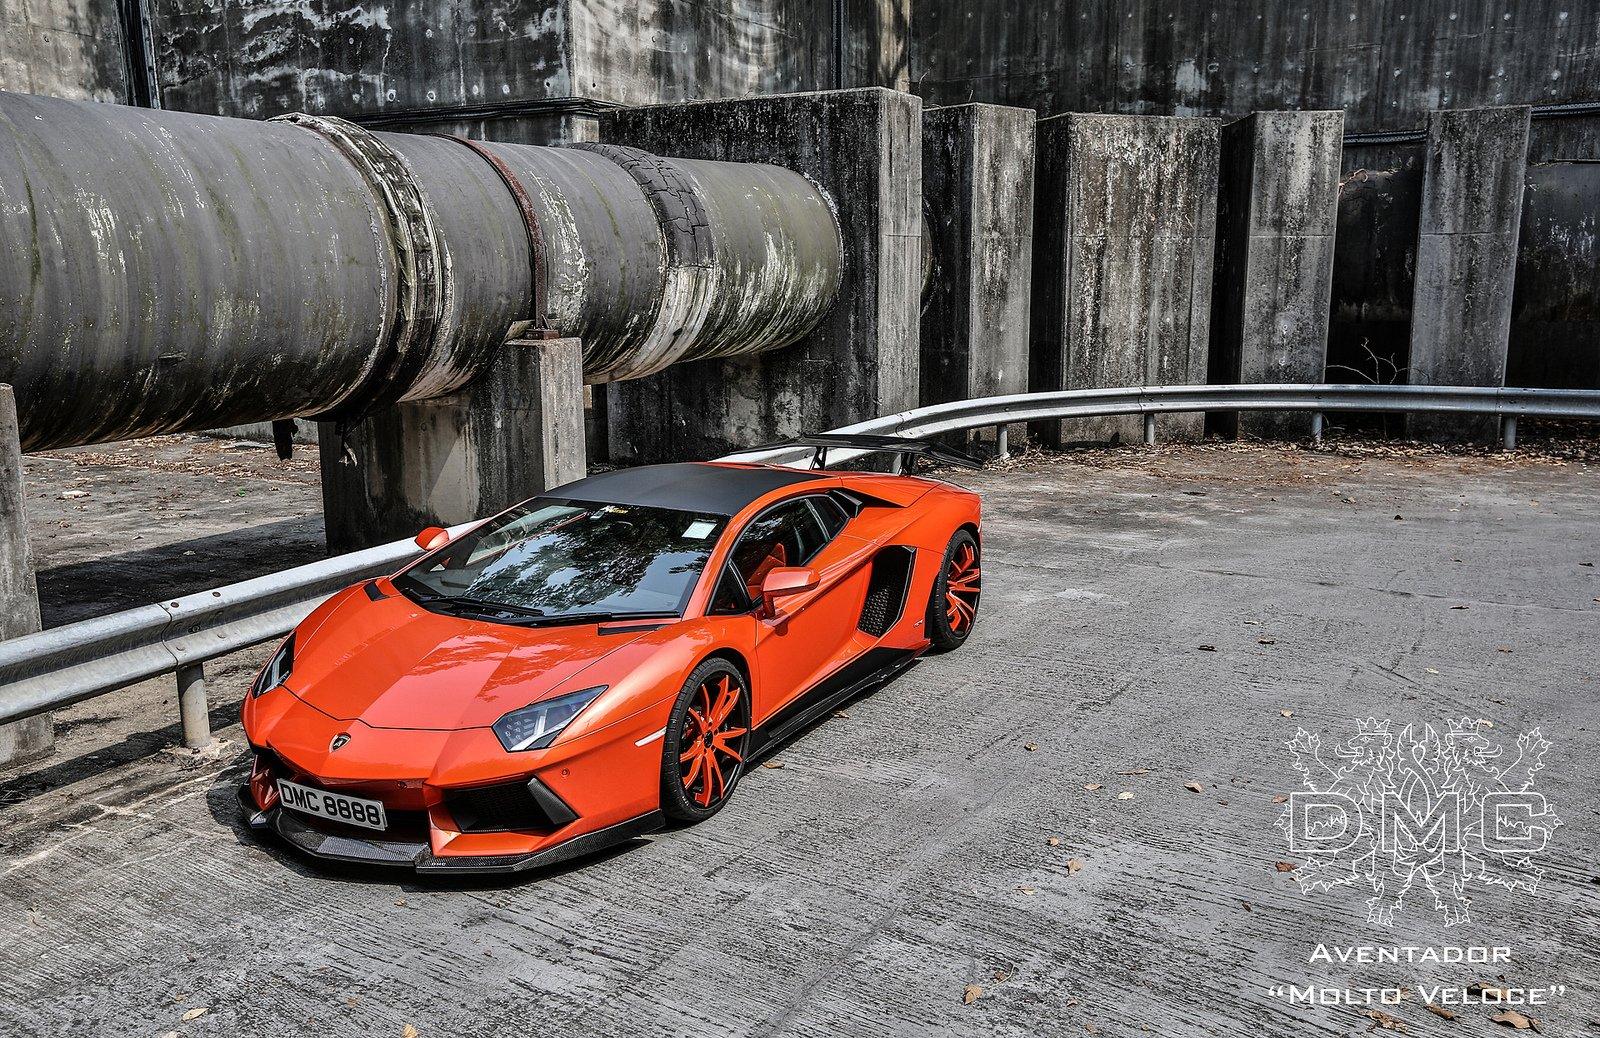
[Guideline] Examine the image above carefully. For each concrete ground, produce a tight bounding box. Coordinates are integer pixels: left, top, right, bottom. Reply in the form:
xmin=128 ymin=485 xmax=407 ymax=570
xmin=1 ymin=436 xmax=1597 ymax=1037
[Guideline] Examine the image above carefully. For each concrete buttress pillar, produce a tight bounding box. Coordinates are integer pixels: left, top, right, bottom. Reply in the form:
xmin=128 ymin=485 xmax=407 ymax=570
xmin=921 ymin=104 xmax=1035 ymax=434
xmin=1030 ymin=114 xmax=1219 ymax=444
xmin=0 ymin=384 xmax=50 ymax=766
xmin=1209 ymin=111 xmax=1343 ymax=440
xmin=601 ymin=88 xmax=922 ymax=462
xmin=320 ymin=337 xmax=586 ymax=552
xmin=1409 ymin=105 xmax=1531 ymax=441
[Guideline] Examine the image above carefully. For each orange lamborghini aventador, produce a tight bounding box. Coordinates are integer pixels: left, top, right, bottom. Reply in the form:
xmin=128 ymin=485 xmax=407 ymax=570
xmin=241 ymin=436 xmax=982 ymax=873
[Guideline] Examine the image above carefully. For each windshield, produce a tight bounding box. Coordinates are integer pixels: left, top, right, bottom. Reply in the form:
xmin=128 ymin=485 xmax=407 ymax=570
xmin=394 ymin=498 xmax=728 ymax=623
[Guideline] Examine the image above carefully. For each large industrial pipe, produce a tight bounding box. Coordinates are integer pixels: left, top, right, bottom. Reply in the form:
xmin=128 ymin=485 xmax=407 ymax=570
xmin=0 ymin=91 xmax=842 ymax=452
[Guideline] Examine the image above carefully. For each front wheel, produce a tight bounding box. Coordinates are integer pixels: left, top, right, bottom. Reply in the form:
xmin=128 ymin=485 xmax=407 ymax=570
xmin=926 ymin=529 xmax=981 ymax=652
xmin=660 ymin=658 xmax=750 ymax=823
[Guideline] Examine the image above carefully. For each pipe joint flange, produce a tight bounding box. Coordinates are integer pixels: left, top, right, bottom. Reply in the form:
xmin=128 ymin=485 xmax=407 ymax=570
xmin=273 ymin=112 xmax=451 ymax=413
xmin=565 ymin=143 xmax=717 ymax=378
xmin=566 ymin=143 xmax=714 ymax=269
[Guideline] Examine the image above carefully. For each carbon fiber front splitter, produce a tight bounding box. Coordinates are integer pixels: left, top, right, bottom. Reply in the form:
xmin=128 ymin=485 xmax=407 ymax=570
xmin=241 ymin=787 xmax=663 ymax=875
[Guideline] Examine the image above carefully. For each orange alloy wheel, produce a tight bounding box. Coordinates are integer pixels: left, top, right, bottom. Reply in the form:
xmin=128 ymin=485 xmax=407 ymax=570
xmin=679 ymin=672 xmax=748 ymax=809
xmin=944 ymin=540 xmax=981 ymax=634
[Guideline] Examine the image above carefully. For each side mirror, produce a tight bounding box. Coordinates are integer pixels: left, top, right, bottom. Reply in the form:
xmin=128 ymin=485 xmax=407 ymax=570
xmin=415 ymin=525 xmax=450 ymax=551
xmin=760 ymin=566 xmax=819 ymax=620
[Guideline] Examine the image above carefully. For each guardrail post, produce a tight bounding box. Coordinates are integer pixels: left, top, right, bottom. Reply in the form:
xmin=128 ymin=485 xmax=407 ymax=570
xmin=177 ymin=662 xmax=211 ymax=749
xmin=1143 ymin=414 xmax=1157 ymax=445
xmin=995 ymin=424 xmax=1010 ymax=461
xmin=1311 ymin=411 xmax=1325 ymax=445
xmin=1501 ymin=414 xmax=1518 ymax=450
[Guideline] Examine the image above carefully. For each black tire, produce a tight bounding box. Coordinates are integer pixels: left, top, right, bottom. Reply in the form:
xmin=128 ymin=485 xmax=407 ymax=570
xmin=660 ymin=657 xmax=751 ymax=823
xmin=926 ymin=529 xmax=981 ymax=652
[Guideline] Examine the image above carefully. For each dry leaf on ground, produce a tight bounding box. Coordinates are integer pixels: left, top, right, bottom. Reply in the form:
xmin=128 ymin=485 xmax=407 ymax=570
xmin=1361 ymin=1008 xmax=1407 ymax=1031
xmin=1426 ymin=1005 xmax=1456 ymax=1020
xmin=1024 ymin=742 xmax=1039 ymax=751
xmin=1083 ymin=783 xmax=1102 ymax=791
xmin=1067 ymin=858 xmax=1083 ymax=873
xmin=761 ymin=760 xmax=785 ymax=769
xmin=181 ymin=1009 xmax=207 ymax=1023
xmin=1184 ymin=782 xmax=1205 ymax=793
xmin=1272 ymin=794 xmax=1288 ymax=804
xmin=1490 ymin=1009 xmax=1540 ymax=1031
xmin=1274 ymin=861 xmax=1296 ymax=872
xmin=963 ymin=984 xmax=982 ymax=1005
xmin=1047 ymin=836 xmax=1062 ymax=847
xmin=1279 ymin=709 xmax=1294 ymax=718
xmin=1116 ymin=791 xmax=1134 ymax=800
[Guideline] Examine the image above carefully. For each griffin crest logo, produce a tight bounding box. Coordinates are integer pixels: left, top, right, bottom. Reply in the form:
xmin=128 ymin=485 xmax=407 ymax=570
xmin=1276 ymin=718 xmax=1561 ymax=928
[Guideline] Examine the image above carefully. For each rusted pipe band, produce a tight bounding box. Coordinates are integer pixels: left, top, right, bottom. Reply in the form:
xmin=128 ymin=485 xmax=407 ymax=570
xmin=430 ymin=134 xmax=549 ymax=332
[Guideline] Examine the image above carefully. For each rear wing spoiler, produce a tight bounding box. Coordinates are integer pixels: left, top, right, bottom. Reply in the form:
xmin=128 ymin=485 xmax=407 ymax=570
xmin=724 ymin=433 xmax=983 ymax=473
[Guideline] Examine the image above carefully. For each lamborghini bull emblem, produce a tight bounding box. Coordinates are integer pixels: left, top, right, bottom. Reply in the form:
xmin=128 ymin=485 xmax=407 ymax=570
xmin=329 ymin=733 xmax=351 ymax=752
xmin=1276 ymin=718 xmax=1561 ymax=927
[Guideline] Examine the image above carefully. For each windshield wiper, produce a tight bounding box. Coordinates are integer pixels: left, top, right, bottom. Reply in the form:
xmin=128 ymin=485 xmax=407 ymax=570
xmin=413 ymin=593 xmax=549 ymax=618
xmin=508 ymin=610 xmax=680 ymax=627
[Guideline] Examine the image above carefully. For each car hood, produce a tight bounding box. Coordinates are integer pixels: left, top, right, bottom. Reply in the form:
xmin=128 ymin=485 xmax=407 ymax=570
xmin=285 ymin=586 xmax=651 ymax=731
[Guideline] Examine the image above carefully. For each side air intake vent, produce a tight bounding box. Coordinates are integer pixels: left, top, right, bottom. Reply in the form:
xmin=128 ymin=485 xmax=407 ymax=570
xmin=858 ymin=546 xmax=915 ymax=637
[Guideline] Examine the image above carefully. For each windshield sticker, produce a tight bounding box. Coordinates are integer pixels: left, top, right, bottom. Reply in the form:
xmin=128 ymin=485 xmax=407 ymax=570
xmin=682 ymin=520 xmax=717 ymax=540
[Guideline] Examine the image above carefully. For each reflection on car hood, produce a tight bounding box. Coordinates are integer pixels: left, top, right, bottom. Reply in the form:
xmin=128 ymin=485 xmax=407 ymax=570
xmin=285 ymin=587 xmax=653 ymax=730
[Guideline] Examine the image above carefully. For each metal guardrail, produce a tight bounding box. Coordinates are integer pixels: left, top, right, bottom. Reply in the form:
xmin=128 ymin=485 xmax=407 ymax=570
xmin=0 ymin=522 xmax=475 ymax=746
xmin=730 ymin=383 xmax=1600 ymax=465
xmin=3 ymin=382 xmax=1598 ymax=744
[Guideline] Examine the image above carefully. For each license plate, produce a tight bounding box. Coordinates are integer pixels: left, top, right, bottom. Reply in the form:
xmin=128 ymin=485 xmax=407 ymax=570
xmin=276 ymin=778 xmax=388 ymax=831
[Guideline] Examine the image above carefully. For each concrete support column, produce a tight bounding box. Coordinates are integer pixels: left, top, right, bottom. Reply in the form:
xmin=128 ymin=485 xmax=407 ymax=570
xmin=602 ymin=88 xmax=922 ymax=462
xmin=1409 ymin=105 xmax=1531 ymax=441
xmin=1209 ymin=111 xmax=1343 ymax=440
xmin=920 ymin=104 xmax=1036 ymax=431
xmin=1031 ymin=114 xmax=1219 ymax=444
xmin=320 ymin=337 xmax=587 ymax=552
xmin=0 ymin=384 xmax=50 ymax=767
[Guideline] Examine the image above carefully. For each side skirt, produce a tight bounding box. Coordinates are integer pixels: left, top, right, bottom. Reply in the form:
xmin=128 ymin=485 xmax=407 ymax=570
xmin=746 ymin=646 xmax=921 ymax=761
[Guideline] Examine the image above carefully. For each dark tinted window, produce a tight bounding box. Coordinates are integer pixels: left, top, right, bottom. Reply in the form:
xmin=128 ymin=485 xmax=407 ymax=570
xmin=811 ymin=495 xmax=849 ymax=537
xmin=726 ymin=498 xmax=829 ymax=603
xmin=708 ymin=562 xmax=751 ymax=615
xmin=395 ymin=498 xmax=725 ymax=621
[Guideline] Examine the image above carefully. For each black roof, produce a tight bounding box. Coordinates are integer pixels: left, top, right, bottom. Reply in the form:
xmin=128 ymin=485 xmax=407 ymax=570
xmin=549 ymin=463 xmax=826 ymax=516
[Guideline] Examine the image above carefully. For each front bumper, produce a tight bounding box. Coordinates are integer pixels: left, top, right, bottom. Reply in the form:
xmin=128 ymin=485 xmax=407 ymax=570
xmin=241 ymin=787 xmax=664 ymax=874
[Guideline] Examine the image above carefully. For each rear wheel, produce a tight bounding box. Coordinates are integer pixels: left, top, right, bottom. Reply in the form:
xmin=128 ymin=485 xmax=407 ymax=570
xmin=926 ymin=529 xmax=981 ymax=652
xmin=661 ymin=658 xmax=750 ymax=823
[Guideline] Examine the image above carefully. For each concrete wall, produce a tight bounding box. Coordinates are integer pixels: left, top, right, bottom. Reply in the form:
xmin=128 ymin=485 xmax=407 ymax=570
xmin=920 ymin=103 xmax=1034 ymax=409
xmin=1409 ymin=106 xmax=1530 ymax=439
xmin=914 ymin=2 xmax=1600 ymax=134
xmin=148 ymin=0 xmax=908 ymax=122
xmin=0 ymin=384 xmax=50 ymax=766
xmin=1031 ymin=113 xmax=1218 ymax=443
xmin=0 ymin=0 xmax=130 ymax=102
xmin=603 ymin=88 xmax=922 ymax=462
xmin=1209 ymin=111 xmax=1342 ymax=439
xmin=1509 ymin=161 xmax=1600 ymax=390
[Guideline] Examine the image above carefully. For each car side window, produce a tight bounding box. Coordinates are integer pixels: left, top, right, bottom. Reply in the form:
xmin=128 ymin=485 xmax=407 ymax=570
xmin=809 ymin=494 xmax=849 ymax=537
xmin=709 ymin=498 xmax=833 ymax=613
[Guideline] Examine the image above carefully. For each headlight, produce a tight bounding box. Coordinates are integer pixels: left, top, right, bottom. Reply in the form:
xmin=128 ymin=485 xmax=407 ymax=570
xmin=492 ymin=685 xmax=607 ymax=752
xmin=251 ymin=634 xmax=294 ymax=698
